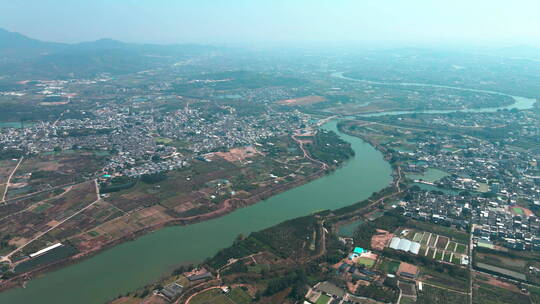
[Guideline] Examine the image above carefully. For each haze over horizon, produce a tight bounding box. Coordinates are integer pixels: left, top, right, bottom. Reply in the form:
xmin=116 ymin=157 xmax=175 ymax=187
xmin=1 ymin=0 xmax=540 ymax=48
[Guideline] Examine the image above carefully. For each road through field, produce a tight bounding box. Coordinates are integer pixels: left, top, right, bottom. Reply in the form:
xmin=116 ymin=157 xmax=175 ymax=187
xmin=1 ymin=157 xmax=23 ymax=203
xmin=3 ymin=180 xmax=100 ymax=261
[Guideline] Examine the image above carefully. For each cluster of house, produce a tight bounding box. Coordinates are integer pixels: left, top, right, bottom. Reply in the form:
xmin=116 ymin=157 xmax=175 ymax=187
xmin=336 ymin=247 xmax=379 ymax=282
xmin=392 ymin=120 xmax=540 ymax=207
xmin=389 ymin=115 xmax=540 ymax=256
xmin=304 ymin=281 xmax=386 ymax=304
xmin=401 ymin=191 xmax=470 ymax=229
xmin=158 ymin=106 xmax=310 ymax=153
xmin=473 ymin=204 xmax=540 ymax=251
xmin=305 ymin=250 xmax=420 ymax=304
xmin=156 ymin=267 xmax=213 ymax=302
xmin=1 ymin=92 xmax=310 ymax=180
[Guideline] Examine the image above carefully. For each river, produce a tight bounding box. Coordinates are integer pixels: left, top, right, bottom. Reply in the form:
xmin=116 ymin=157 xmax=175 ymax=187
xmin=0 ymin=121 xmax=393 ymax=304
xmin=332 ymin=72 xmax=537 ymax=116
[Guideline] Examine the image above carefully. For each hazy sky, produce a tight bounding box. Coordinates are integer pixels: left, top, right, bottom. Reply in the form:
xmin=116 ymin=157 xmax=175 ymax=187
xmin=1 ymin=0 xmax=540 ymax=47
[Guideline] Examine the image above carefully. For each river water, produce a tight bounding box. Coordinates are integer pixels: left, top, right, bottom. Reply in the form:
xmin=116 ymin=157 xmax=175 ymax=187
xmin=4 ymin=73 xmax=534 ymax=303
xmin=332 ymin=72 xmax=537 ymax=116
xmin=0 ymin=121 xmax=392 ymax=304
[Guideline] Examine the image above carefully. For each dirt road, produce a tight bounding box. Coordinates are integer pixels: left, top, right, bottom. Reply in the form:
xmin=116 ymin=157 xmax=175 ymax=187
xmin=1 ymin=157 xmax=24 ymax=203
xmin=3 ymin=179 xmax=100 ymax=261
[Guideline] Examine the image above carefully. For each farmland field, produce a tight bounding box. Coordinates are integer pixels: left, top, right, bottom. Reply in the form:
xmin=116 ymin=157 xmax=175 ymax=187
xmin=421 ymin=232 xmax=431 ymax=245
xmin=190 ymin=289 xmax=235 ymax=304
xmin=413 ymin=232 xmax=424 ymax=242
xmin=378 ymin=259 xmax=400 ymax=274
xmin=408 ymin=220 xmax=470 ymax=243
xmin=436 ymin=236 xmax=449 ymax=249
xmin=443 ymin=252 xmax=452 ymax=262
xmin=456 ymin=243 xmax=467 ymax=254
xmin=473 ymin=283 xmax=529 ymax=304
xmin=428 ymin=235 xmax=438 ymax=247
xmin=421 ymin=266 xmax=469 ymax=292
xmin=227 ymin=288 xmax=252 ymax=304
xmin=316 ymin=294 xmax=331 ymax=304
xmin=475 ymin=250 xmax=527 ymax=274
xmin=406 ymin=229 xmax=467 ymax=264
xmin=358 ymin=257 xmax=376 ymax=268
xmin=417 ymin=284 xmax=468 ymax=304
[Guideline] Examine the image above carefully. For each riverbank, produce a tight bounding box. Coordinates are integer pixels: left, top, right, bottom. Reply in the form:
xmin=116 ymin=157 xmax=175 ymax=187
xmin=0 ymin=121 xmax=392 ymax=304
xmin=0 ymin=137 xmax=333 ymax=292
xmin=332 ymin=72 xmax=537 ymax=117
xmin=115 ymin=122 xmax=406 ymax=303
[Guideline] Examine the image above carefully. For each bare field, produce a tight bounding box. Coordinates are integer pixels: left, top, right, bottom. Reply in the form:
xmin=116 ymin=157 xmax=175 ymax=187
xmin=213 ymin=146 xmax=260 ymax=162
xmin=76 ymin=205 xmax=173 ymax=250
xmin=8 ymin=152 xmax=105 ymax=198
xmin=0 ymin=180 xmax=98 ymax=256
xmin=0 ymin=159 xmax=18 ymax=183
xmin=277 ymin=95 xmax=326 ymax=106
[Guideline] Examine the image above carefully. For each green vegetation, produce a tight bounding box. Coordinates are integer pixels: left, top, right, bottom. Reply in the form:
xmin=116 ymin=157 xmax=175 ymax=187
xmin=400 ymin=297 xmax=416 ymax=304
xmin=207 ymin=215 xmax=319 ymax=269
xmin=456 ymin=243 xmax=467 ymax=254
xmin=0 ymin=235 xmax=15 ymax=255
xmin=355 ymin=284 xmax=399 ymax=303
xmin=417 ymin=284 xmax=468 ymax=304
xmin=315 ymin=294 xmax=330 ymax=304
xmin=140 ymin=172 xmax=167 ymax=184
xmin=381 ymin=247 xmax=469 ymax=292
xmin=352 ymin=207 xmax=407 ymax=249
xmin=100 ymin=176 xmax=137 ymax=193
xmin=421 ymin=266 xmax=469 ymax=292
xmin=305 ymin=130 xmax=354 ymax=165
xmin=263 ymin=269 xmax=307 ymax=299
xmin=407 ymin=219 xmax=469 ymax=243
xmin=528 ymin=285 xmax=540 ymax=303
xmin=189 ymin=289 xmax=231 ymax=304
xmin=378 ymin=259 xmax=400 ymax=274
xmin=228 ymin=287 xmax=252 ymax=304
xmin=358 ymin=257 xmax=375 ymax=267
xmin=473 ymin=283 xmax=529 ymax=304
xmin=32 ymin=203 xmax=53 ymax=214
xmin=474 ymin=247 xmax=528 ymax=279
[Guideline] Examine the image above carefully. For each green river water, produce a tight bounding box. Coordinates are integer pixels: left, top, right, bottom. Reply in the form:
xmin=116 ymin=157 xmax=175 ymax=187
xmin=3 ymin=72 xmax=536 ymax=303
xmin=0 ymin=121 xmax=392 ymax=304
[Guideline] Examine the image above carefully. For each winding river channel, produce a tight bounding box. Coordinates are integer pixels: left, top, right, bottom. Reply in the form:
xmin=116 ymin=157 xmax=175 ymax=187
xmin=333 ymin=72 xmax=537 ymax=116
xmin=0 ymin=121 xmax=393 ymax=304
xmin=1 ymin=74 xmax=536 ymax=304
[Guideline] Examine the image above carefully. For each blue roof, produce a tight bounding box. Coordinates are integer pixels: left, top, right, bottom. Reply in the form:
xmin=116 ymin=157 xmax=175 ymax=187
xmin=353 ymin=247 xmax=365 ymax=254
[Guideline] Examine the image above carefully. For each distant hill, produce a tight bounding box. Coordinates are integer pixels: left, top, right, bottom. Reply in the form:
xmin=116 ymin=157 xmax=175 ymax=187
xmin=0 ymin=28 xmax=67 ymax=58
xmin=0 ymin=28 xmax=216 ymax=79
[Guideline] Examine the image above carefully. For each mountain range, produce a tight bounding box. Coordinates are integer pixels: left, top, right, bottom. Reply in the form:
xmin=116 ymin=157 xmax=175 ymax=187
xmin=0 ymin=28 xmax=215 ymax=80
